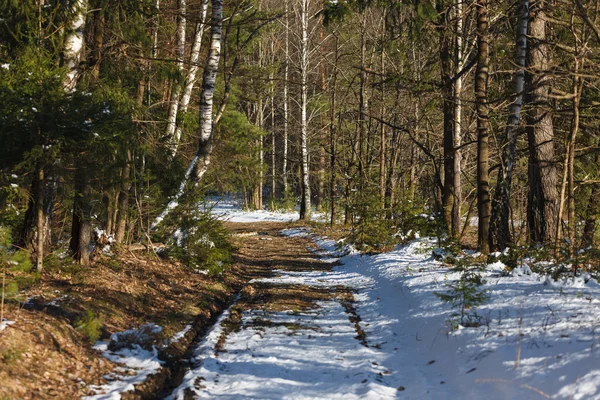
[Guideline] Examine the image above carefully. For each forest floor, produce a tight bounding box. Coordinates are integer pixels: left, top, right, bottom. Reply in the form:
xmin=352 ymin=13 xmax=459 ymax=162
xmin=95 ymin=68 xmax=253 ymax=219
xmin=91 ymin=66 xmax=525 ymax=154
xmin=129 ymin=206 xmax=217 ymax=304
xmin=2 ymin=200 xmax=600 ymax=399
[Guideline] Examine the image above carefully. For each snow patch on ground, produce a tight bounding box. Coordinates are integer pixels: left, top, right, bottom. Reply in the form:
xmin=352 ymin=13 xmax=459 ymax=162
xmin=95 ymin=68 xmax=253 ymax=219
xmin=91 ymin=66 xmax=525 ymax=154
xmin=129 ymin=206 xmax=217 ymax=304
xmin=0 ymin=318 xmax=15 ymax=331
xmin=83 ymin=342 xmax=163 ymax=400
xmin=204 ymin=197 xmax=325 ymax=223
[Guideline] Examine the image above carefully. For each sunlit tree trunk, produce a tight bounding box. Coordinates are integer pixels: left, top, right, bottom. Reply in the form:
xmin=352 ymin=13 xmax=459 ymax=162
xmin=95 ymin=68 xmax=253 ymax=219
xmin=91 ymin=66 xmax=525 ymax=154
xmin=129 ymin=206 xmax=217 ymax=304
xmin=453 ymin=0 xmax=463 ymax=239
xmin=476 ymin=0 xmax=491 ymax=254
xmin=283 ymin=0 xmax=290 ymax=196
xmin=63 ymin=0 xmax=88 ymax=91
xmin=438 ymin=0 xmax=458 ymax=238
xmin=193 ymin=0 xmax=223 ymax=182
xmin=526 ymin=0 xmax=559 ymax=245
xmin=298 ymin=0 xmax=311 ymax=220
xmin=165 ymin=0 xmax=187 ymax=158
xmin=489 ymin=0 xmax=529 ymax=251
xmin=150 ymin=0 xmax=223 ymax=230
xmin=66 ymin=0 xmax=91 ymax=265
xmin=172 ymin=0 xmax=210 ymax=157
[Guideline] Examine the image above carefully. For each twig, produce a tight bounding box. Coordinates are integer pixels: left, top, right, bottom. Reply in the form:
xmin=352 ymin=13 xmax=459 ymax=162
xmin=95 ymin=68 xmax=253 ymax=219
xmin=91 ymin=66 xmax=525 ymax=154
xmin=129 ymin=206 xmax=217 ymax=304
xmin=1 ymin=262 xmax=6 ymax=327
xmin=475 ymin=379 xmax=550 ymax=398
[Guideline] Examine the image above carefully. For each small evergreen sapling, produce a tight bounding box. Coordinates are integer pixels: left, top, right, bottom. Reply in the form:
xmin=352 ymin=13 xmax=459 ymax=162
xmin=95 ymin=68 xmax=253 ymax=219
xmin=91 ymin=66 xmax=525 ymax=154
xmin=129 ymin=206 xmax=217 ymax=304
xmin=435 ymin=269 xmax=490 ymax=330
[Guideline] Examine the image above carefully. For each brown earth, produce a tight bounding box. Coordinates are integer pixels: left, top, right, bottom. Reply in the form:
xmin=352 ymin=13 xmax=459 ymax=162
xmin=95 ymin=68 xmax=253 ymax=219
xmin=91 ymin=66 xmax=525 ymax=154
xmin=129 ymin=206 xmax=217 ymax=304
xmin=0 ymin=222 xmax=355 ymax=399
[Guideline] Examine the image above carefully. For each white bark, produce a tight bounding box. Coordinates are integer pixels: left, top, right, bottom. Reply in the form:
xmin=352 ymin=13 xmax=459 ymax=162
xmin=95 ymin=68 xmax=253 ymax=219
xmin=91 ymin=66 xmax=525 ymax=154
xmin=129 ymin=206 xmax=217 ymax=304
xmin=282 ymin=0 xmax=290 ymax=195
xmin=299 ymin=0 xmax=311 ymax=220
xmin=453 ymin=0 xmax=463 ymax=229
xmin=270 ymin=69 xmax=276 ymax=203
xmin=63 ymin=0 xmax=88 ymax=91
xmin=165 ymin=0 xmax=187 ymax=158
xmin=171 ymin=0 xmax=210 ymax=156
xmin=194 ymin=0 xmax=223 ymax=182
xmin=504 ymin=0 xmax=529 ymax=176
xmin=150 ymin=0 xmax=222 ymax=230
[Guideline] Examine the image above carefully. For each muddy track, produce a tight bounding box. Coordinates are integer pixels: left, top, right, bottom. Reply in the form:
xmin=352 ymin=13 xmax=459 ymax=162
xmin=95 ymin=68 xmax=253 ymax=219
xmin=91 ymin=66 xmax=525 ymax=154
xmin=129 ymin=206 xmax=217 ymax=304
xmin=138 ymin=222 xmax=364 ymax=399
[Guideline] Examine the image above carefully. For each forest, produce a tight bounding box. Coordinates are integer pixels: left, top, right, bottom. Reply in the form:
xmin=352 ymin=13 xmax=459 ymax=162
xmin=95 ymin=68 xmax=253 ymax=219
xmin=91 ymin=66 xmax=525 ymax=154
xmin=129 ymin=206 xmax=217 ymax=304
xmin=1 ymin=0 xmax=600 ymax=398
xmin=2 ymin=0 xmax=600 ymax=266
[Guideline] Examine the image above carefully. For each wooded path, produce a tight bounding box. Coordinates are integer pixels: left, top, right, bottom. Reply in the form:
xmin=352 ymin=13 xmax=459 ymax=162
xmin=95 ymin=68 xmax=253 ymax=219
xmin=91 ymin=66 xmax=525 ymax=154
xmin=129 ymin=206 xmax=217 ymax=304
xmin=167 ymin=222 xmax=402 ymax=399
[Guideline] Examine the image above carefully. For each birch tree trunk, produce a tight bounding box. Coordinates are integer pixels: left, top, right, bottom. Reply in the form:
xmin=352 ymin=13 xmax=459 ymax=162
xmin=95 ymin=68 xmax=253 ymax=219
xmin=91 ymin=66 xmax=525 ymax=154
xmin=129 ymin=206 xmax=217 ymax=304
xmin=270 ymin=68 xmax=276 ymax=206
xmin=172 ymin=0 xmax=210 ymax=156
xmin=193 ymin=0 xmax=223 ymax=182
xmin=453 ymin=0 xmax=463 ymax=239
xmin=475 ymin=0 xmax=491 ymax=254
xmin=63 ymin=0 xmax=88 ymax=91
xmin=526 ymin=0 xmax=559 ymax=245
xmin=65 ymin=0 xmax=91 ymax=265
xmin=282 ymin=0 xmax=290 ymax=196
xmin=489 ymin=0 xmax=529 ymax=251
xmin=165 ymin=0 xmax=187 ymax=158
xmin=298 ymin=0 xmax=311 ymax=220
xmin=150 ymin=0 xmax=223 ymax=230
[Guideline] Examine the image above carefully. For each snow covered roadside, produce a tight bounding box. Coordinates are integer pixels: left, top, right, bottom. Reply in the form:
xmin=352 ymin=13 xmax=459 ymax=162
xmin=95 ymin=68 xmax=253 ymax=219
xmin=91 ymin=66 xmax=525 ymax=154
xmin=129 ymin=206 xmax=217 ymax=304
xmin=313 ymin=235 xmax=600 ymax=399
xmin=83 ymin=324 xmax=166 ymax=400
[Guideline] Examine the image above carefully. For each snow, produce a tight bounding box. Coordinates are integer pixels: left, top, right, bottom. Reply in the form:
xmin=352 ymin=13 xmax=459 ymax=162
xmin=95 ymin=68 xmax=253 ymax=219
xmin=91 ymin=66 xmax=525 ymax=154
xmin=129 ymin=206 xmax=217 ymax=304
xmin=83 ymin=324 xmax=165 ymax=399
xmin=204 ymin=196 xmax=325 ymax=223
xmin=168 ymin=324 xmax=192 ymax=345
xmin=83 ymin=342 xmax=163 ymax=400
xmin=0 ymin=319 xmax=15 ymax=331
xmin=88 ymin=201 xmax=600 ymax=399
xmin=164 ymin=201 xmax=600 ymax=399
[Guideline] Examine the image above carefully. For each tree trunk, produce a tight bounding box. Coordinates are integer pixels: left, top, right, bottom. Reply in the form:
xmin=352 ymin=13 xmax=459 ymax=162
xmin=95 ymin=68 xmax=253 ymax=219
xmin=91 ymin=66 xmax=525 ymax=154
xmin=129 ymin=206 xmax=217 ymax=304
xmin=453 ymin=0 xmax=464 ymax=239
xmin=35 ymin=167 xmax=45 ymax=272
xmin=193 ymin=0 xmax=223 ymax=182
xmin=17 ymin=161 xmax=54 ymax=267
xmin=165 ymin=0 xmax=187 ymax=158
xmin=270 ymin=69 xmax=277 ymax=207
xmin=581 ymin=172 xmax=600 ymax=249
xmin=70 ymin=164 xmax=91 ymax=266
xmin=330 ymin=35 xmax=339 ymax=227
xmin=90 ymin=5 xmax=105 ymax=80
xmin=489 ymin=0 xmax=529 ymax=251
xmin=526 ymin=0 xmax=559 ymax=246
xmin=150 ymin=0 xmax=223 ymax=230
xmin=438 ymin=1 xmax=457 ymax=238
xmin=115 ymin=150 xmax=132 ymax=244
xmin=379 ymin=46 xmax=386 ymax=209
xmin=256 ymin=99 xmax=264 ymax=210
xmin=475 ymin=0 xmax=491 ymax=254
xmin=282 ymin=0 xmax=290 ymax=196
xmin=172 ymin=0 xmax=210 ymax=157
xmin=298 ymin=0 xmax=311 ymax=221
xmin=63 ymin=0 xmax=88 ymax=91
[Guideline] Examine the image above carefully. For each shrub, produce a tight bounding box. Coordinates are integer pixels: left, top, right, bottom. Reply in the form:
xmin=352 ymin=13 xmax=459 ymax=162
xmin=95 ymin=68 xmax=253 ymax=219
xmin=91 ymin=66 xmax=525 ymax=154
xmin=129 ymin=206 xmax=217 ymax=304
xmin=435 ymin=267 xmax=490 ymax=330
xmin=157 ymin=190 xmax=234 ymax=275
xmin=75 ymin=310 xmax=104 ymax=343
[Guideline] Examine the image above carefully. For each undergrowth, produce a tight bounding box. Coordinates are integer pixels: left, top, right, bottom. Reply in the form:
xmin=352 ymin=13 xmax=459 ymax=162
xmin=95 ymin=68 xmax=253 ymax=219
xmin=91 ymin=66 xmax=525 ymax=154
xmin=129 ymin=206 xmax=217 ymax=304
xmin=155 ymin=190 xmax=234 ymax=275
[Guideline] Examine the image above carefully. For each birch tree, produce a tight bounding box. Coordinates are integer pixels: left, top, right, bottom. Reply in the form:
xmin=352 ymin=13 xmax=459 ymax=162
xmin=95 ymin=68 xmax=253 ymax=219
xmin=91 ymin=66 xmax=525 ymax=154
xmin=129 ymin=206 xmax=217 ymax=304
xmin=165 ymin=0 xmax=187 ymax=158
xmin=489 ymin=0 xmax=529 ymax=251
